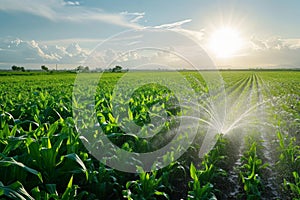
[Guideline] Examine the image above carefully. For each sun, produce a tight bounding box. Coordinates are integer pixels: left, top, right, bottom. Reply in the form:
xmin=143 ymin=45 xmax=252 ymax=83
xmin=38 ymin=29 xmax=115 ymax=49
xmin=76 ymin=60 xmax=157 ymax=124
xmin=208 ymin=27 xmax=243 ymax=58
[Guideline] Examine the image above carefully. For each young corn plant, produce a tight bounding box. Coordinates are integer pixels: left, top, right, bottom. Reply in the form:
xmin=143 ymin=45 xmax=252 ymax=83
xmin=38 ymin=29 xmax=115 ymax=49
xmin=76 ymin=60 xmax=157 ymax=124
xmin=284 ymin=171 xmax=300 ymax=199
xmin=188 ymin=163 xmax=217 ymax=200
xmin=239 ymin=141 xmax=267 ymax=200
xmin=277 ymin=132 xmax=300 ymax=174
xmin=123 ymin=168 xmax=169 ymax=200
xmin=188 ymin=134 xmax=227 ymax=200
xmin=277 ymin=131 xmax=300 ymax=198
xmin=30 ymin=176 xmax=83 ymax=200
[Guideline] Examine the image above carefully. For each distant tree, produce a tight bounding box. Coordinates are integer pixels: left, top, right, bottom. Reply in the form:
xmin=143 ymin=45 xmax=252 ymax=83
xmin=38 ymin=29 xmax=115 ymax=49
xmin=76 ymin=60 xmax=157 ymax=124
xmin=76 ymin=66 xmax=84 ymax=72
xmin=41 ymin=65 xmax=49 ymax=72
xmin=84 ymin=66 xmax=89 ymax=72
xmin=11 ymin=65 xmax=25 ymax=71
xmin=112 ymin=65 xmax=122 ymax=73
xmin=75 ymin=66 xmax=89 ymax=73
xmin=11 ymin=65 xmax=18 ymax=71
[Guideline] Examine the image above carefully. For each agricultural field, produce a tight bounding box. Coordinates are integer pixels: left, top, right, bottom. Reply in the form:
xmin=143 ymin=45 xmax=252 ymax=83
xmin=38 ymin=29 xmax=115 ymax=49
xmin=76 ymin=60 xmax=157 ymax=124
xmin=0 ymin=70 xmax=299 ymax=200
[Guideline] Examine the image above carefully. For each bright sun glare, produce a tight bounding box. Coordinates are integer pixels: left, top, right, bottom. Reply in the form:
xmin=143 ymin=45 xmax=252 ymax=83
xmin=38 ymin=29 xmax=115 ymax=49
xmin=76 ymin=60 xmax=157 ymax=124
xmin=208 ymin=27 xmax=243 ymax=58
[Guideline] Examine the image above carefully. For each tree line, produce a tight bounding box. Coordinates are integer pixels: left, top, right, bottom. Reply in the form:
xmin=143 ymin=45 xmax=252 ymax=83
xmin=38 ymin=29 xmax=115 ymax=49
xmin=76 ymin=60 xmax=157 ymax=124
xmin=11 ymin=65 xmax=124 ymax=72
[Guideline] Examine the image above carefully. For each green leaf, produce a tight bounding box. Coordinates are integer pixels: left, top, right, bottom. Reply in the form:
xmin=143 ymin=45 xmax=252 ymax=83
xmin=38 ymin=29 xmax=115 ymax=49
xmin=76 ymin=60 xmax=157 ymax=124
xmin=0 ymin=181 xmax=34 ymax=200
xmin=128 ymin=108 xmax=134 ymax=120
xmin=47 ymin=122 xmax=59 ymax=137
xmin=59 ymin=153 xmax=88 ymax=179
xmin=2 ymin=136 xmax=26 ymax=155
xmin=154 ymin=190 xmax=169 ymax=199
xmin=190 ymin=163 xmax=197 ymax=181
xmin=108 ymin=113 xmax=115 ymax=123
xmin=30 ymin=186 xmax=41 ymax=200
xmin=0 ymin=157 xmax=43 ymax=182
xmin=61 ymin=176 xmax=76 ymax=200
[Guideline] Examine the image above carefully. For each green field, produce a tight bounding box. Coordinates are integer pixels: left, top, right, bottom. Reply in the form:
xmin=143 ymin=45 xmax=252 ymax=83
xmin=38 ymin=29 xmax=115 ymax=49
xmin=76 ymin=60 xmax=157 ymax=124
xmin=0 ymin=71 xmax=299 ymax=199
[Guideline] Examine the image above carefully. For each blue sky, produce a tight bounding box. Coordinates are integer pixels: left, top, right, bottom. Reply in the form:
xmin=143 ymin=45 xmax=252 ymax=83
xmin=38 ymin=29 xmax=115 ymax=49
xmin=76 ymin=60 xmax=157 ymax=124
xmin=0 ymin=0 xmax=300 ymax=69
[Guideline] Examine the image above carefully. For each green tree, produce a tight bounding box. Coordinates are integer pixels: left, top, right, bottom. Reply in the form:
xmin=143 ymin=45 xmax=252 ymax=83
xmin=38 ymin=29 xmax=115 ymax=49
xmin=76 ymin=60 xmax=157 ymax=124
xmin=11 ymin=65 xmax=18 ymax=71
xmin=76 ymin=66 xmax=84 ymax=72
xmin=41 ymin=65 xmax=49 ymax=72
xmin=112 ymin=65 xmax=122 ymax=72
xmin=84 ymin=66 xmax=89 ymax=72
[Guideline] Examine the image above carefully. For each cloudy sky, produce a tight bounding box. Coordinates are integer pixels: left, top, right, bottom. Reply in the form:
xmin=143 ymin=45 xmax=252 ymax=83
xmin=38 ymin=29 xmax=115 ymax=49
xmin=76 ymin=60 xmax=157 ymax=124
xmin=0 ymin=0 xmax=300 ymax=69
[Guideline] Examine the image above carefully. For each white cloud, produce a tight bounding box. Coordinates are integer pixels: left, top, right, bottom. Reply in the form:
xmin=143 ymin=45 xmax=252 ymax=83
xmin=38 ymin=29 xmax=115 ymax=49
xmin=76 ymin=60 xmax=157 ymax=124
xmin=284 ymin=39 xmax=300 ymax=49
xmin=250 ymin=37 xmax=268 ymax=50
xmin=107 ymin=48 xmax=184 ymax=69
xmin=250 ymin=36 xmax=300 ymax=51
xmin=120 ymin=11 xmax=145 ymax=23
xmin=130 ymin=15 xmax=144 ymax=23
xmin=152 ymin=19 xmax=192 ymax=29
xmin=63 ymin=1 xmax=80 ymax=6
xmin=148 ymin=19 xmax=205 ymax=46
xmin=172 ymin=28 xmax=205 ymax=44
xmin=0 ymin=38 xmax=88 ymax=64
xmin=0 ymin=0 xmax=142 ymax=28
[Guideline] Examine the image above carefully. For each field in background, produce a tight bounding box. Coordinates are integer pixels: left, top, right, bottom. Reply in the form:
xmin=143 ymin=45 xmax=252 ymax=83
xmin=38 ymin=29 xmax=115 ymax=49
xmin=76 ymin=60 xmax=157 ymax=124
xmin=0 ymin=71 xmax=299 ymax=199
